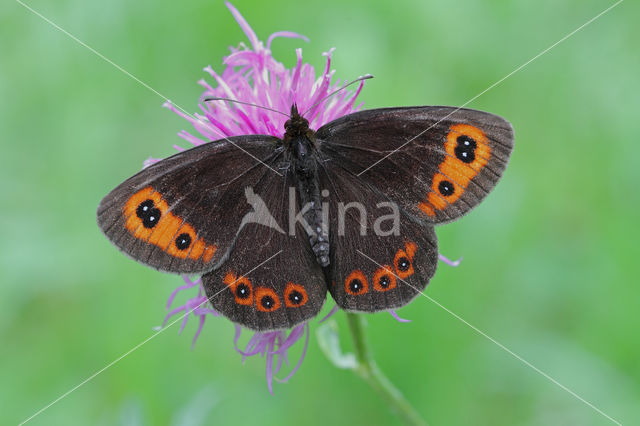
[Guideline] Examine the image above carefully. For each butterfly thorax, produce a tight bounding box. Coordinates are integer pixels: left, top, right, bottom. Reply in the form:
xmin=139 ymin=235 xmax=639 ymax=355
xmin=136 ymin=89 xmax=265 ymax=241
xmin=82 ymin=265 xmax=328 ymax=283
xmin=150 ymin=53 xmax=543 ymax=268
xmin=283 ymin=105 xmax=330 ymax=267
xmin=283 ymin=104 xmax=311 ymax=137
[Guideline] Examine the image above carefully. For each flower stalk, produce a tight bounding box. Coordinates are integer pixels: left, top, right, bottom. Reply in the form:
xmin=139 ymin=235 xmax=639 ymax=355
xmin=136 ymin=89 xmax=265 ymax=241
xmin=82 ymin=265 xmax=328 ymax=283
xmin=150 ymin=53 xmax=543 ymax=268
xmin=345 ymin=313 xmax=428 ymax=426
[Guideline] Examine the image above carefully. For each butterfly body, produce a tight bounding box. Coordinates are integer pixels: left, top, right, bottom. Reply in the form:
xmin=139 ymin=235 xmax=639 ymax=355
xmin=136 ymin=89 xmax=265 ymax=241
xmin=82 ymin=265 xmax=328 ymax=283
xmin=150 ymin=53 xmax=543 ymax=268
xmin=283 ymin=105 xmax=330 ymax=266
xmin=98 ymin=105 xmax=514 ymax=331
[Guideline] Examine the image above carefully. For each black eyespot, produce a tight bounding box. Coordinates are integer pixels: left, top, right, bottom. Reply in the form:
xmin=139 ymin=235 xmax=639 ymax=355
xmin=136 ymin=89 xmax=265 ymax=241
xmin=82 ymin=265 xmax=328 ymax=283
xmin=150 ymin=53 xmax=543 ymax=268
xmin=455 ymin=135 xmax=476 ymax=163
xmin=236 ymin=283 xmax=251 ymax=299
xmin=174 ymin=233 xmax=192 ymax=250
xmin=136 ymin=199 xmax=161 ymax=228
xmin=397 ymin=257 xmax=410 ymax=272
xmin=379 ymin=275 xmax=391 ymax=288
xmin=136 ymin=200 xmax=154 ymax=215
xmin=261 ymin=295 xmax=275 ymax=309
xmin=438 ymin=180 xmax=455 ymax=196
xmin=349 ymin=279 xmax=364 ymax=294
xmin=288 ymin=290 xmax=304 ymax=305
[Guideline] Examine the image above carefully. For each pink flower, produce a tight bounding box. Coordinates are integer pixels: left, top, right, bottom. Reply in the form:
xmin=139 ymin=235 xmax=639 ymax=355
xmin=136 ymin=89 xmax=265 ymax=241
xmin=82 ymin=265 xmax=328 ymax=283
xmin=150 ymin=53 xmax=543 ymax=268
xmin=162 ymin=276 xmax=310 ymax=395
xmin=234 ymin=324 xmax=310 ymax=394
xmin=163 ymin=1 xmax=365 ymax=148
xmin=160 ymin=1 xmax=365 ymax=393
xmin=162 ymin=276 xmax=220 ymax=349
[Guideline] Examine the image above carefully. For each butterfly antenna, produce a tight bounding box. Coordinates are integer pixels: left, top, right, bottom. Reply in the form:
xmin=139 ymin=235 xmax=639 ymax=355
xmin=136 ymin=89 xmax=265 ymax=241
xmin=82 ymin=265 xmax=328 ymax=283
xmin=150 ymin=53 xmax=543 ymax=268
xmin=301 ymin=74 xmax=373 ymax=117
xmin=203 ymin=97 xmax=290 ymax=117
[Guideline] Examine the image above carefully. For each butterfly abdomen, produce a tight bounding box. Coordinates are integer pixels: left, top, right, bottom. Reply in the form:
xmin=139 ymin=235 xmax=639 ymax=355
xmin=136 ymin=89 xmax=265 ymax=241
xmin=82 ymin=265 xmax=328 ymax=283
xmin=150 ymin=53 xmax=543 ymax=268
xmin=289 ymin=136 xmax=330 ymax=267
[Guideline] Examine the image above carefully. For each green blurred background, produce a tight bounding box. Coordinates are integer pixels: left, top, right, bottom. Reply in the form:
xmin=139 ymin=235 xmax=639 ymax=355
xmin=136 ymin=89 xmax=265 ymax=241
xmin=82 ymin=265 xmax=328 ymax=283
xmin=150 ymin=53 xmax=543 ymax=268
xmin=2 ymin=0 xmax=639 ymax=424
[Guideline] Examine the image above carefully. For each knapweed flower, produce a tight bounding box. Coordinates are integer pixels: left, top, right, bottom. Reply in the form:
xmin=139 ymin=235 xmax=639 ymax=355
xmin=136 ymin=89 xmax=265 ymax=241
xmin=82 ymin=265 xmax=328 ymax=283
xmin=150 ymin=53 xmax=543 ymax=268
xmin=158 ymin=2 xmax=462 ymax=393
xmin=162 ymin=2 xmax=365 ymax=147
xmin=159 ymin=1 xmax=366 ymax=392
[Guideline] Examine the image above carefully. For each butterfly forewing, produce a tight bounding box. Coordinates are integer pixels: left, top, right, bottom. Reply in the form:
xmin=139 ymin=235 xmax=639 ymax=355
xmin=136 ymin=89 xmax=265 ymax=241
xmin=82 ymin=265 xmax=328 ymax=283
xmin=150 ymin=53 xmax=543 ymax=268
xmin=97 ymin=135 xmax=281 ymax=274
xmin=317 ymin=106 xmax=514 ymax=224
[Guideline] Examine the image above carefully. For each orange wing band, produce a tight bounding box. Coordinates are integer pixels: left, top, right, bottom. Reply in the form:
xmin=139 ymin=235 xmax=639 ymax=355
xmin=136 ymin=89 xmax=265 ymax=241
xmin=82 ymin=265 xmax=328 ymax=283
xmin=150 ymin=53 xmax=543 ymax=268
xmin=419 ymin=124 xmax=492 ymax=217
xmin=123 ymin=187 xmax=217 ymax=262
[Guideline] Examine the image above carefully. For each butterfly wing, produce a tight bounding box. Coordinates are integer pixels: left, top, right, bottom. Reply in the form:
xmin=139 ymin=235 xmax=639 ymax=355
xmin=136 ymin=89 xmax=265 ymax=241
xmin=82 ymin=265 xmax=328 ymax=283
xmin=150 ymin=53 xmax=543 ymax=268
xmin=318 ymin=162 xmax=438 ymax=312
xmin=97 ymin=135 xmax=282 ymax=274
xmin=201 ymin=168 xmax=327 ymax=331
xmin=317 ymin=106 xmax=514 ymax=224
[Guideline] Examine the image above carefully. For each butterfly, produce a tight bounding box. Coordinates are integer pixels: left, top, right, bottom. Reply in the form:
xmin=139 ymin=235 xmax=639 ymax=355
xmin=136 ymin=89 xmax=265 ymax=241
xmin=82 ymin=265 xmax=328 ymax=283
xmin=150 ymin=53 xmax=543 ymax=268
xmin=97 ymin=104 xmax=514 ymax=331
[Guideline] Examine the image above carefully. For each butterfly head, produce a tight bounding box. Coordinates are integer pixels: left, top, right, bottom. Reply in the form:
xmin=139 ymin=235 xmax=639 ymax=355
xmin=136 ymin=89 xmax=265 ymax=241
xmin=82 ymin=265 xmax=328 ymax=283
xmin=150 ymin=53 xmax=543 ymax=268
xmin=284 ymin=104 xmax=312 ymax=139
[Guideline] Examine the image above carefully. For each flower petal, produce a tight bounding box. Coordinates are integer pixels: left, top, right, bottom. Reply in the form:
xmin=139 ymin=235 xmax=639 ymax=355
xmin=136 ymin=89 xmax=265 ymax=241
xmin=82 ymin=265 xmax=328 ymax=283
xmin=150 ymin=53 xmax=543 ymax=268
xmin=319 ymin=304 xmax=340 ymax=323
xmin=266 ymin=31 xmax=309 ymax=50
xmin=389 ymin=310 xmax=411 ymax=323
xmin=225 ymin=1 xmax=261 ymax=52
xmin=438 ymin=253 xmax=463 ymax=267
xmin=275 ymin=324 xmax=309 ymax=384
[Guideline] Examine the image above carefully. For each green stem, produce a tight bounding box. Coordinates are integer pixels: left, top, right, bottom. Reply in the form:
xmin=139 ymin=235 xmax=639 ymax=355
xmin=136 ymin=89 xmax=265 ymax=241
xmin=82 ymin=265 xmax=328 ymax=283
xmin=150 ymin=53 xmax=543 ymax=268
xmin=345 ymin=312 xmax=428 ymax=426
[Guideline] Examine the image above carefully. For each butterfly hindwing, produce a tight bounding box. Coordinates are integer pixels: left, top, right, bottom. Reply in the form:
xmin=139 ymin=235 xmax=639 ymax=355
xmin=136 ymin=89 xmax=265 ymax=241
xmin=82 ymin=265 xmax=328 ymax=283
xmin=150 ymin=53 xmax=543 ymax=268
xmin=201 ymin=168 xmax=327 ymax=331
xmin=317 ymin=106 xmax=514 ymax=224
xmin=318 ymin=163 xmax=438 ymax=312
xmin=97 ymin=135 xmax=282 ymax=274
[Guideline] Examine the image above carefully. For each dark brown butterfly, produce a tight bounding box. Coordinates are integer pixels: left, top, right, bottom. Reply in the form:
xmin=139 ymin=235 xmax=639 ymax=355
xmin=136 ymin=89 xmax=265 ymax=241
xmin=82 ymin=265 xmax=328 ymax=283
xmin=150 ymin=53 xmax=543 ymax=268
xmin=97 ymin=105 xmax=514 ymax=331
